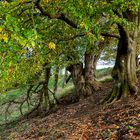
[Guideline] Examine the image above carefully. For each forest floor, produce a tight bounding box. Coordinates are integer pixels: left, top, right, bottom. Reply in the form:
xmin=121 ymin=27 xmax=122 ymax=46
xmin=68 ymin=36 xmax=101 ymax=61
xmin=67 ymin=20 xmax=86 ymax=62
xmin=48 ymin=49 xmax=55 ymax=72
xmin=0 ymin=78 xmax=140 ymax=140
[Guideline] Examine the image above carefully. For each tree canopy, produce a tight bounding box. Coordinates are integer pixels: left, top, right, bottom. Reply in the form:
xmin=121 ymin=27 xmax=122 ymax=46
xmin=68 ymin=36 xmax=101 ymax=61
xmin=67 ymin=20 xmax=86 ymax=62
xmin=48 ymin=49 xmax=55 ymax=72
xmin=0 ymin=0 xmax=140 ymax=98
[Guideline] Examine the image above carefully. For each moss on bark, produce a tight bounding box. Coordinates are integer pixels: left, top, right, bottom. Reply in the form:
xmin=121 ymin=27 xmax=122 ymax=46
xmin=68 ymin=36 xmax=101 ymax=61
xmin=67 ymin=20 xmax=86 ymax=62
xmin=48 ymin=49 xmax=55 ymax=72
xmin=104 ymin=24 xmax=138 ymax=103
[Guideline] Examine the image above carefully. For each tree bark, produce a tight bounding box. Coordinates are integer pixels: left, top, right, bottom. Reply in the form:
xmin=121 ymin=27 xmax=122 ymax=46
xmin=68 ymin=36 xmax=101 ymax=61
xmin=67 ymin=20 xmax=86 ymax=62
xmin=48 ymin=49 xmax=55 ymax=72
xmin=104 ymin=24 xmax=138 ymax=103
xmin=67 ymin=63 xmax=85 ymax=98
xmin=53 ymin=66 xmax=59 ymax=95
xmin=66 ymin=39 xmax=109 ymax=98
xmin=67 ymin=52 xmax=100 ymax=98
xmin=84 ymin=39 xmax=110 ymax=94
xmin=43 ymin=65 xmax=51 ymax=110
xmin=84 ymin=52 xmax=98 ymax=96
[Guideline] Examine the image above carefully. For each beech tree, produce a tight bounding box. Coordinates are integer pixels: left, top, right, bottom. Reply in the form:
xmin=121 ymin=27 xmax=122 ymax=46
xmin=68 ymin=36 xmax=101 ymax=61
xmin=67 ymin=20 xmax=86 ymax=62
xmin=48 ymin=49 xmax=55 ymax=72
xmin=0 ymin=0 xmax=110 ymax=96
xmin=0 ymin=0 xmax=140 ymax=113
xmin=104 ymin=1 xmax=140 ymax=103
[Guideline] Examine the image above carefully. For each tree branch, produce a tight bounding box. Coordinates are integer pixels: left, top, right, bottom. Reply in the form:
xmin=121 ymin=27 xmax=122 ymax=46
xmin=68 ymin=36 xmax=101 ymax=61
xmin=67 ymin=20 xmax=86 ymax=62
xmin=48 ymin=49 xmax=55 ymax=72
xmin=35 ymin=0 xmax=78 ymax=29
xmin=57 ymin=31 xmax=119 ymax=43
xmin=101 ymin=33 xmax=120 ymax=39
xmin=57 ymin=33 xmax=86 ymax=42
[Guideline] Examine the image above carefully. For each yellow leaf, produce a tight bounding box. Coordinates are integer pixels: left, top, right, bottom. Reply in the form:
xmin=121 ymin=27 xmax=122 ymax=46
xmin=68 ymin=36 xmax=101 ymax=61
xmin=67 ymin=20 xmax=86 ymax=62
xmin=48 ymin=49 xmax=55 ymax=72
xmin=31 ymin=41 xmax=35 ymax=47
xmin=48 ymin=42 xmax=56 ymax=49
xmin=43 ymin=0 xmax=49 ymax=3
xmin=0 ymin=27 xmax=2 ymax=32
xmin=80 ymin=21 xmax=85 ymax=28
xmin=0 ymin=34 xmax=3 ymax=40
xmin=101 ymin=37 xmax=105 ymax=41
xmin=3 ymin=36 xmax=8 ymax=42
xmin=2 ymin=1 xmax=9 ymax=6
xmin=86 ymin=31 xmax=92 ymax=36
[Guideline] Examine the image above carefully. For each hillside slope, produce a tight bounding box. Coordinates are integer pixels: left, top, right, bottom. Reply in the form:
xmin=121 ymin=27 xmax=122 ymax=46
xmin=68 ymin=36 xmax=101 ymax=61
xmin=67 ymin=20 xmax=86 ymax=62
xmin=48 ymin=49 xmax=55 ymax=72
xmin=0 ymin=81 xmax=140 ymax=140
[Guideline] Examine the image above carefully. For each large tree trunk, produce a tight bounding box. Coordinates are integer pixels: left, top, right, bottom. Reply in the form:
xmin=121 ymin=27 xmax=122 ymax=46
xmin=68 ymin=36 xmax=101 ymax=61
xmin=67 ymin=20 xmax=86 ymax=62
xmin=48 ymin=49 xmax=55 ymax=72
xmin=67 ymin=52 xmax=99 ymax=98
xmin=67 ymin=40 xmax=109 ymax=98
xmin=67 ymin=63 xmax=85 ymax=98
xmin=104 ymin=24 xmax=138 ymax=103
xmin=84 ymin=39 xmax=110 ymax=94
xmin=84 ymin=52 xmax=98 ymax=96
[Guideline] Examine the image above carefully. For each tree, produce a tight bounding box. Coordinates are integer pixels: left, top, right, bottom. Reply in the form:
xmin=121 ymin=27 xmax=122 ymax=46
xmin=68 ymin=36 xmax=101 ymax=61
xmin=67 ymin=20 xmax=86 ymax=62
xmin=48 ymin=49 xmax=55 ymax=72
xmin=0 ymin=0 xmax=140 ymax=111
xmin=0 ymin=0 xmax=108 ymax=97
xmin=104 ymin=2 xmax=140 ymax=103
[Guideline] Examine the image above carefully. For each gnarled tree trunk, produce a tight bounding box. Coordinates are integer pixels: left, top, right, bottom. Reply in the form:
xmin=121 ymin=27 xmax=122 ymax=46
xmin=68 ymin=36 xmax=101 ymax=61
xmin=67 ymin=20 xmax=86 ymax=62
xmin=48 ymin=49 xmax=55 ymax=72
xmin=104 ymin=24 xmax=138 ymax=103
xmin=67 ymin=52 xmax=100 ymax=98
xmin=84 ymin=52 xmax=99 ymax=96
xmin=67 ymin=62 xmax=85 ymax=98
xmin=67 ymin=39 xmax=109 ymax=98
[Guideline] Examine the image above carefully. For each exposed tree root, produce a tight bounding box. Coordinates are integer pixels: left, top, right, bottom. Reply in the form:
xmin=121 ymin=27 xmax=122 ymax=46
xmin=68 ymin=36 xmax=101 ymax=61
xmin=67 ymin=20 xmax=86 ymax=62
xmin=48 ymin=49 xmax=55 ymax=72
xmin=0 ymin=81 xmax=59 ymax=126
xmin=102 ymin=83 xmax=138 ymax=104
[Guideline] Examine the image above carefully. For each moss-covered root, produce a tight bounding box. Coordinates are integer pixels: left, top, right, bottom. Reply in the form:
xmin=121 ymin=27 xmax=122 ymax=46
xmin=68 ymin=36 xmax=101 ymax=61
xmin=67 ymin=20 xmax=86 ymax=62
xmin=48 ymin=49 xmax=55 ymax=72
xmin=102 ymin=81 xmax=134 ymax=104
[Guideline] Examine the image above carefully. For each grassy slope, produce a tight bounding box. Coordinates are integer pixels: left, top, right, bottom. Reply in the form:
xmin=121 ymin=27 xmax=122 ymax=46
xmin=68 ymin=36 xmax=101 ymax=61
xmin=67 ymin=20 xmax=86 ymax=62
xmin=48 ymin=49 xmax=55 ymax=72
xmin=0 ymin=86 xmax=27 ymax=123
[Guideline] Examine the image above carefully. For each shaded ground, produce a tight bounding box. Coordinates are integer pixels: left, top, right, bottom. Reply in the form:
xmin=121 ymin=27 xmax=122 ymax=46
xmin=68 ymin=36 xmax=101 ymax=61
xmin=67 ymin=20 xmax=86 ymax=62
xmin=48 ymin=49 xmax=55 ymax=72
xmin=0 ymin=79 xmax=140 ymax=140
